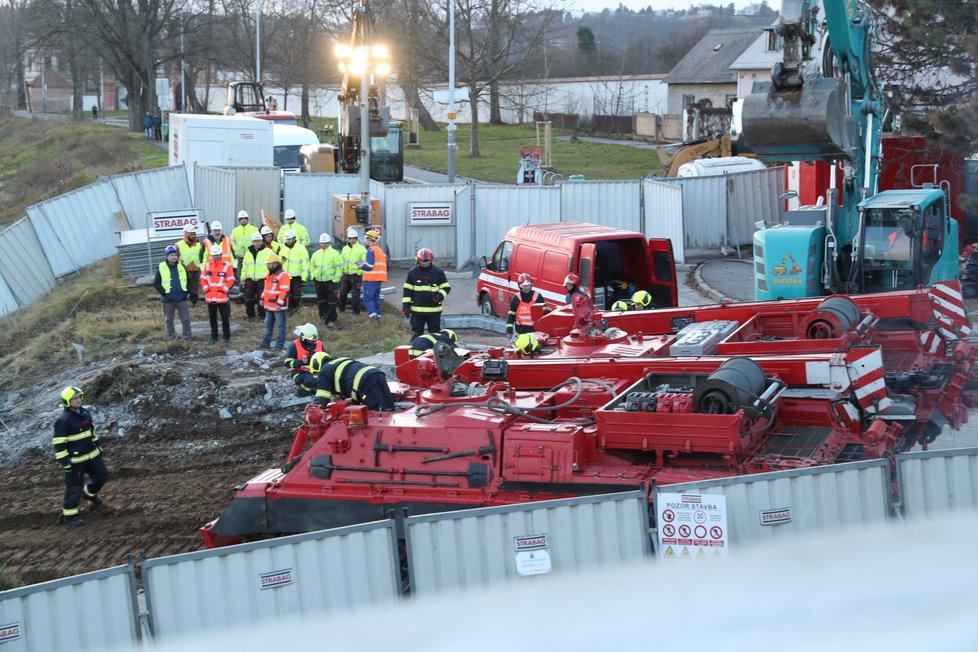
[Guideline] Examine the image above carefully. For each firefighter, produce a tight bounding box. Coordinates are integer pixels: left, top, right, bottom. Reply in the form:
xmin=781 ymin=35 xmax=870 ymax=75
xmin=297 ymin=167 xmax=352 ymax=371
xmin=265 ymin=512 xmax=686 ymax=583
xmin=54 ymin=386 xmax=111 ymax=526
xmin=402 ymin=248 xmax=451 ymax=339
xmin=563 ymin=273 xmax=588 ymax=304
xmin=175 ymin=224 xmax=203 ymax=305
xmin=513 ymin=332 xmax=542 ymax=358
xmin=200 ymin=244 xmax=236 ymax=343
xmin=505 ymin=273 xmax=548 ymax=338
xmin=202 ymin=220 xmax=233 ymax=264
xmin=280 ymin=229 xmax=309 ymax=315
xmin=242 ymin=232 xmax=271 ymax=320
xmin=261 ymin=253 xmax=291 ymax=349
xmin=277 ymin=209 xmax=311 ymax=247
xmin=338 ymin=227 xmax=366 ymax=316
xmin=631 ymin=290 xmax=654 ymax=310
xmin=408 ymin=328 xmax=458 ymax=358
xmin=310 ymin=351 xmax=395 ymax=411
xmin=310 ymin=233 xmax=342 ymax=328
xmin=360 ymin=230 xmax=387 ymax=322
xmin=284 ymin=323 xmax=324 ymax=396
xmin=611 ymin=299 xmax=631 ymax=311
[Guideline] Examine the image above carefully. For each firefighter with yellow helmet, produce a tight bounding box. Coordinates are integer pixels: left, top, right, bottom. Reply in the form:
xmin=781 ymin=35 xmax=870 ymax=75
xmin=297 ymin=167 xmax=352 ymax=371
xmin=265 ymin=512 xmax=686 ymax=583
xmin=310 ymin=351 xmax=395 ymax=411
xmin=53 ymin=386 xmax=111 ymax=526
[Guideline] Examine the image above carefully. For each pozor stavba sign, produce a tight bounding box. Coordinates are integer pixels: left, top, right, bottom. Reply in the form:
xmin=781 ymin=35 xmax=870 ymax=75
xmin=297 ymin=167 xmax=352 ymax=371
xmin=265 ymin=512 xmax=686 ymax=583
xmin=408 ymin=202 xmax=454 ymax=226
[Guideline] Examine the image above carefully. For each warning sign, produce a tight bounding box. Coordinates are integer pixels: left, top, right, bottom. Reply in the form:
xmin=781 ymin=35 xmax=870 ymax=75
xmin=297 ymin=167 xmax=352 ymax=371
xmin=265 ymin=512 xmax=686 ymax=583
xmin=514 ymin=533 xmax=552 ymax=576
xmin=656 ymin=491 xmax=728 ymax=560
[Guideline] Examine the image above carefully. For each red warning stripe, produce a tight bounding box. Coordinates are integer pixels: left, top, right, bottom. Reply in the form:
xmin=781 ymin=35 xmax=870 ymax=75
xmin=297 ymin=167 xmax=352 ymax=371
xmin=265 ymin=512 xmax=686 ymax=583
xmin=846 ymin=347 xmax=891 ymax=413
xmin=929 ymin=281 xmax=971 ymax=339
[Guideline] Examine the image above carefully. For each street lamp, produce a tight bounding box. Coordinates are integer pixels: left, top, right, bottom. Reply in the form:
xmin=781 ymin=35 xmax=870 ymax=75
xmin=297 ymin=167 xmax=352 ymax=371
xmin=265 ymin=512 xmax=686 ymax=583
xmin=335 ymin=42 xmax=391 ymax=208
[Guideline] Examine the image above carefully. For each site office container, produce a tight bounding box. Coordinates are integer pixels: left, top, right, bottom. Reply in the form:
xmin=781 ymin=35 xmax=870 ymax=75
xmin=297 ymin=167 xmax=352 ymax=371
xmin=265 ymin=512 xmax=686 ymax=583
xmin=476 ymin=222 xmax=677 ymax=318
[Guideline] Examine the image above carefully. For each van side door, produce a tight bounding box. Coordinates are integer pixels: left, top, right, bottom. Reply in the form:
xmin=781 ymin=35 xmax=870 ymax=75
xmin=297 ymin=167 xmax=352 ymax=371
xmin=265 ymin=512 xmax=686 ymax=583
xmin=477 ymin=240 xmax=513 ymax=316
xmin=647 ymin=238 xmax=678 ymax=308
xmin=579 ymin=243 xmax=598 ymax=306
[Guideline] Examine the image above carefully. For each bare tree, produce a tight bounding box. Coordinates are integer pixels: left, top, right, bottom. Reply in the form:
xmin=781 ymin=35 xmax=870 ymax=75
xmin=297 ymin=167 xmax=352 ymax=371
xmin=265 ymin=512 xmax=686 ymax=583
xmin=378 ymin=0 xmax=440 ymax=131
xmin=0 ymin=0 xmax=30 ymax=109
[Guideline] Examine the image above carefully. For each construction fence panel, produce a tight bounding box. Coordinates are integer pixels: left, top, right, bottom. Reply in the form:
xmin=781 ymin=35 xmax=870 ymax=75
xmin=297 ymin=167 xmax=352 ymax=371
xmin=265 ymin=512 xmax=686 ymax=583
xmin=0 ymin=563 xmax=140 ymax=652
xmin=560 ymin=180 xmax=642 ymax=232
xmin=381 ymin=183 xmax=462 ymax=263
xmin=406 ymin=491 xmax=650 ymax=596
xmin=897 ymin=447 xmax=978 ymax=519
xmin=26 ymin=182 xmax=124 ymax=277
xmin=454 ymin=183 xmax=476 ymax=270
xmin=232 ymin=167 xmax=282 ymax=224
xmin=282 ymin=174 xmax=340 ymax=243
xmin=643 ymin=179 xmax=686 ymax=264
xmin=725 ymin=166 xmax=784 ymax=249
xmin=193 ymin=166 xmax=236 ymax=230
xmin=143 ymin=521 xmax=401 ymax=641
xmin=0 ymin=218 xmax=56 ymax=307
xmin=655 ymin=459 xmax=891 ymax=548
xmin=0 ymin=267 xmax=19 ymax=316
xmin=659 ymin=175 xmax=727 ymax=250
xmin=472 ymin=185 xmax=562 ymax=261
xmin=108 ymin=166 xmax=192 ymax=231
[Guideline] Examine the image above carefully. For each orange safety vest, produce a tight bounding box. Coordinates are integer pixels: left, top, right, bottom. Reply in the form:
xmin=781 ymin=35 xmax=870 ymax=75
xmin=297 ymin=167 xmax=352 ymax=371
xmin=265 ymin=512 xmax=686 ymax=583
xmin=262 ymin=271 xmax=291 ymax=311
xmin=292 ymin=338 xmax=324 ymax=372
xmin=515 ymin=292 xmax=542 ymax=327
xmin=362 ymin=245 xmax=388 ymax=282
xmin=204 ymin=235 xmax=234 ymax=263
xmin=201 ymin=260 xmax=235 ymax=304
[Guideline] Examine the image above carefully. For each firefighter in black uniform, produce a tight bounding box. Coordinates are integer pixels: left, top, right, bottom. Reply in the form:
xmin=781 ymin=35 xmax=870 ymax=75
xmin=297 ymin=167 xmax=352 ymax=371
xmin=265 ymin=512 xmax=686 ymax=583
xmin=53 ymin=386 xmax=110 ymax=526
xmin=402 ymin=248 xmax=451 ymax=340
xmin=310 ymin=351 xmax=395 ymax=411
xmin=284 ymin=323 xmax=324 ymax=396
xmin=408 ymin=328 xmax=458 ymax=358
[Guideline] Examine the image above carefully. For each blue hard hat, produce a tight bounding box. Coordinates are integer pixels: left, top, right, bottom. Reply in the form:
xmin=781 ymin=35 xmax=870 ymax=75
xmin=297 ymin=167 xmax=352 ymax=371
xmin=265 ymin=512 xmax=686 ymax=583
xmin=164 ymin=245 xmax=178 ymax=255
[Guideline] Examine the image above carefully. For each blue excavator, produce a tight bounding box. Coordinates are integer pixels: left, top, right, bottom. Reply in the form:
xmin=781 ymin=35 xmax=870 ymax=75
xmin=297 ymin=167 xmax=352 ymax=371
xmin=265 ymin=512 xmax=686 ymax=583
xmin=744 ymin=0 xmax=959 ymax=300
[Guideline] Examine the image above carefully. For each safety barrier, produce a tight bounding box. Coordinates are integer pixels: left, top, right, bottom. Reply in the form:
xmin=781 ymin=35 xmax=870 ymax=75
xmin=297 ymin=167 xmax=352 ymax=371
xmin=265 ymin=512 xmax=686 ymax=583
xmin=896 ymin=447 xmax=978 ymax=518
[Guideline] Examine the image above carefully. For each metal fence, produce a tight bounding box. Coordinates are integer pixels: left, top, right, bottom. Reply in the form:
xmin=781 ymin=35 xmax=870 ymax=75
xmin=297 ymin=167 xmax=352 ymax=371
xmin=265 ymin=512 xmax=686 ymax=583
xmin=896 ymin=447 xmax=978 ymax=518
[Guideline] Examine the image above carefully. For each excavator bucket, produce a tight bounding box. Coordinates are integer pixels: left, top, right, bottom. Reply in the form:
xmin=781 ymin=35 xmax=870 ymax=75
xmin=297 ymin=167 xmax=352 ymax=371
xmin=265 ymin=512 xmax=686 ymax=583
xmin=741 ymin=78 xmax=852 ymax=161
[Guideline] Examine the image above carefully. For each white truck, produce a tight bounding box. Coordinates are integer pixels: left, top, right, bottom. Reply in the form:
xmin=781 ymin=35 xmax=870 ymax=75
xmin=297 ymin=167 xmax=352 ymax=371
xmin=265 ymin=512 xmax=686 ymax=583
xmin=168 ymin=114 xmax=274 ymax=188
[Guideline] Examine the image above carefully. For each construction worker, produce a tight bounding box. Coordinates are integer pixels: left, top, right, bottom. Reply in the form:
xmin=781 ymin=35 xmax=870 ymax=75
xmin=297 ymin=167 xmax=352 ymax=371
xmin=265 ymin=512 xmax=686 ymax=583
xmin=230 ymin=210 xmax=259 ymax=274
xmin=402 ymin=248 xmax=451 ymax=339
xmin=277 ymin=209 xmax=310 ymax=247
xmin=261 ymin=252 xmax=291 ymax=349
xmin=261 ymin=225 xmax=281 ymax=254
xmin=408 ymin=328 xmax=458 ymax=358
xmin=242 ymin=232 xmax=271 ymax=320
xmin=280 ymin=229 xmax=309 ymax=315
xmin=563 ymin=273 xmax=587 ymax=304
xmin=200 ymin=244 xmax=236 ymax=343
xmin=54 ymin=386 xmax=111 ymax=526
xmin=360 ymin=230 xmax=387 ymax=322
xmin=310 ymin=351 xmax=395 ymax=411
xmin=284 ymin=323 xmax=324 ymax=396
xmin=203 ymin=220 xmax=234 ymax=264
xmin=506 ymin=273 xmax=548 ymax=338
xmin=175 ymin=224 xmax=204 ymax=305
xmin=338 ymin=227 xmax=366 ymax=316
xmin=513 ymin=332 xmax=542 ymax=357
xmin=153 ymin=244 xmax=192 ymax=341
xmin=310 ymin=233 xmax=341 ymax=328
xmin=631 ymin=290 xmax=654 ymax=310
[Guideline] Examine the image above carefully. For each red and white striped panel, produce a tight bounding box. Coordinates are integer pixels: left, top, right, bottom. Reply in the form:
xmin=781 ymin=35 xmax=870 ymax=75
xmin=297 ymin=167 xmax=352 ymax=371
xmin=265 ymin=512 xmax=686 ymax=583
xmin=834 ymin=400 xmax=861 ymax=430
xmin=919 ymin=330 xmax=943 ymax=355
xmin=845 ymin=347 xmax=891 ymax=414
xmin=929 ymin=281 xmax=972 ymax=340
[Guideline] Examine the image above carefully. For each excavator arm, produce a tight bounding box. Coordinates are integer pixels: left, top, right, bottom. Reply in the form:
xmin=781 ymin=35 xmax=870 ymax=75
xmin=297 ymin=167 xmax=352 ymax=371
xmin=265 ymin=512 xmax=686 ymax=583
xmin=656 ymin=136 xmax=736 ymax=177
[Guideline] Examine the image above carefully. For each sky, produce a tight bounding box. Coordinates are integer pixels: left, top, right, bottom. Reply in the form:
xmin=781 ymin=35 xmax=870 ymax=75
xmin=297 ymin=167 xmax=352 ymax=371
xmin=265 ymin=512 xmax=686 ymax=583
xmin=568 ymin=0 xmax=757 ymax=14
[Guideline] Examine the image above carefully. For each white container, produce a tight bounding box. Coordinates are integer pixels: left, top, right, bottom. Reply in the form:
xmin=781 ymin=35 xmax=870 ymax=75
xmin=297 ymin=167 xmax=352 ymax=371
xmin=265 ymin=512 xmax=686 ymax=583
xmin=168 ymin=114 xmax=274 ymax=188
xmin=676 ymin=156 xmax=766 ymax=177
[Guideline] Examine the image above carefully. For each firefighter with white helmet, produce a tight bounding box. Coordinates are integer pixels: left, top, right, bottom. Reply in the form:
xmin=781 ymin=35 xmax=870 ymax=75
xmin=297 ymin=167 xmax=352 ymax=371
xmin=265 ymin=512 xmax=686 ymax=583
xmin=310 ymin=233 xmax=342 ymax=328
xmin=338 ymin=227 xmax=366 ymax=316
xmin=277 ymin=208 xmax=310 ymax=246
xmin=284 ymin=323 xmax=324 ymax=396
xmin=506 ymin=272 xmax=548 ymax=338
xmin=402 ymin=247 xmax=451 ymax=338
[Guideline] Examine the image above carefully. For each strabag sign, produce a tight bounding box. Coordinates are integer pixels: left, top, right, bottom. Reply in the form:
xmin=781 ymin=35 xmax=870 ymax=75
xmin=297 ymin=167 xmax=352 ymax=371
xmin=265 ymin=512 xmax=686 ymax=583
xmin=0 ymin=622 xmax=22 ymax=643
xmin=408 ymin=202 xmax=454 ymax=226
xmin=149 ymin=209 xmax=204 ymax=239
xmin=513 ymin=533 xmax=551 ymax=576
xmin=258 ymin=568 xmax=294 ymax=590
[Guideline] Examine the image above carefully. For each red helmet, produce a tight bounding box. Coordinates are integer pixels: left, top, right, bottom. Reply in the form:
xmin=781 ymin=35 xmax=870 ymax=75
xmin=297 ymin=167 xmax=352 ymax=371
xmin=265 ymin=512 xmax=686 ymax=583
xmin=417 ymin=248 xmax=434 ymax=264
xmin=563 ymin=273 xmax=580 ymax=286
xmin=517 ymin=273 xmax=533 ymax=287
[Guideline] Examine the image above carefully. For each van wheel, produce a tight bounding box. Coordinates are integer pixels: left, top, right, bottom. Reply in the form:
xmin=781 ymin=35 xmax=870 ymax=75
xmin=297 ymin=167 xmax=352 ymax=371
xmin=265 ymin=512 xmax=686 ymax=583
xmin=479 ymin=294 xmax=496 ymax=316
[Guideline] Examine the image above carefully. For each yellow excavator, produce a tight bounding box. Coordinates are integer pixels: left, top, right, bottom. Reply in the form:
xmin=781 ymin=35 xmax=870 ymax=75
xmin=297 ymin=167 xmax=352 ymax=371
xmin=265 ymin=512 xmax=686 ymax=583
xmin=656 ymin=135 xmax=750 ymax=177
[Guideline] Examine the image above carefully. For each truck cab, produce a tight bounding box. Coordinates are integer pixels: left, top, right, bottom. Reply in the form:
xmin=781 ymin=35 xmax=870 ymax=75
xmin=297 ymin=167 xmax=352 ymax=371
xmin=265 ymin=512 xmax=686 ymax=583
xmin=477 ymin=222 xmax=677 ymax=317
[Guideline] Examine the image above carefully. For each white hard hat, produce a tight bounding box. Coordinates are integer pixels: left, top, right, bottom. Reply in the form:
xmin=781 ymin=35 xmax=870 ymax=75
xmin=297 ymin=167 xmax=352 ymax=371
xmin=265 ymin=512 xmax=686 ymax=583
xmin=346 ymin=227 xmax=358 ymax=238
xmin=209 ymin=244 xmax=223 ymax=256
xmin=300 ymin=323 xmax=319 ymax=340
xmin=284 ymin=229 xmax=296 ymax=239
xmin=237 ymin=210 xmax=249 ymax=220
xmin=284 ymin=209 xmax=296 ymax=220
xmin=260 ymin=226 xmax=273 ymax=235
xmin=251 ymin=233 xmax=262 ymax=241
xmin=319 ymin=233 xmax=330 ymax=244
xmin=211 ymin=220 xmax=222 ymax=230
xmin=184 ymin=224 xmax=196 ymax=233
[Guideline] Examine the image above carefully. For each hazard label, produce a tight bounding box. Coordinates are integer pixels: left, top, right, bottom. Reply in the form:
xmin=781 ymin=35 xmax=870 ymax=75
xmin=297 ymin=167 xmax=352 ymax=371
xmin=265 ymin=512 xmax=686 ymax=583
xmin=663 ymin=546 xmax=677 ymax=560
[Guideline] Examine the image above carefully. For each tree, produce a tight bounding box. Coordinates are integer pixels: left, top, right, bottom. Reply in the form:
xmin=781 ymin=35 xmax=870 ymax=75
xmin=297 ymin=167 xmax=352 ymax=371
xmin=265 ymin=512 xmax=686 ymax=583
xmin=0 ymin=0 xmax=30 ymax=109
xmin=377 ymin=0 xmax=440 ymax=131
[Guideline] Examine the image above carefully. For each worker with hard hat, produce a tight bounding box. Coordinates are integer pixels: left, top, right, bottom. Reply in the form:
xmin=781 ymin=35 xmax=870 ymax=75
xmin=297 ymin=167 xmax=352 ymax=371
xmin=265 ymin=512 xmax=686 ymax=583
xmin=506 ymin=273 xmax=548 ymax=338
xmin=260 ymin=224 xmax=281 ymax=254
xmin=631 ymin=290 xmax=654 ymax=310
xmin=360 ymin=229 xmax=387 ymax=322
xmin=175 ymin=223 xmax=204 ymax=306
xmin=230 ymin=210 xmax=259 ymax=274
xmin=202 ymin=220 xmax=233 ymax=264
xmin=280 ymin=229 xmax=309 ymax=315
xmin=408 ymin=328 xmax=458 ymax=358
xmin=402 ymin=247 xmax=451 ymax=339
xmin=242 ymin=231 xmax=272 ymax=320
xmin=563 ymin=273 xmax=588 ymax=304
xmin=285 ymin=323 xmax=324 ymax=396
xmin=277 ymin=209 xmax=310 ymax=247
xmin=310 ymin=233 xmax=342 ymax=328
xmin=338 ymin=227 xmax=366 ymax=316
xmin=153 ymin=244 xmax=193 ymax=341
xmin=513 ymin=332 xmax=542 ymax=358
xmin=310 ymin=351 xmax=395 ymax=411
xmin=261 ymin=252 xmax=291 ymax=349
xmin=53 ymin=385 xmax=112 ymax=526
xmin=200 ymin=243 xmax=236 ymax=343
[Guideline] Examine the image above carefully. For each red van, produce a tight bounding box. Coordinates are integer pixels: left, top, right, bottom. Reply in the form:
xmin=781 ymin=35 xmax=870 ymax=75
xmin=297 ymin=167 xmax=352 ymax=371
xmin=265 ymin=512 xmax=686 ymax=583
xmin=477 ymin=222 xmax=677 ymax=316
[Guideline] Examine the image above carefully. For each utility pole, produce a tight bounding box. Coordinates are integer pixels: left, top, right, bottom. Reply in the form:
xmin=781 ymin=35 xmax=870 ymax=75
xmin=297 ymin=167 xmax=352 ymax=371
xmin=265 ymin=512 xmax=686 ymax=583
xmin=447 ymin=0 xmax=456 ymax=182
